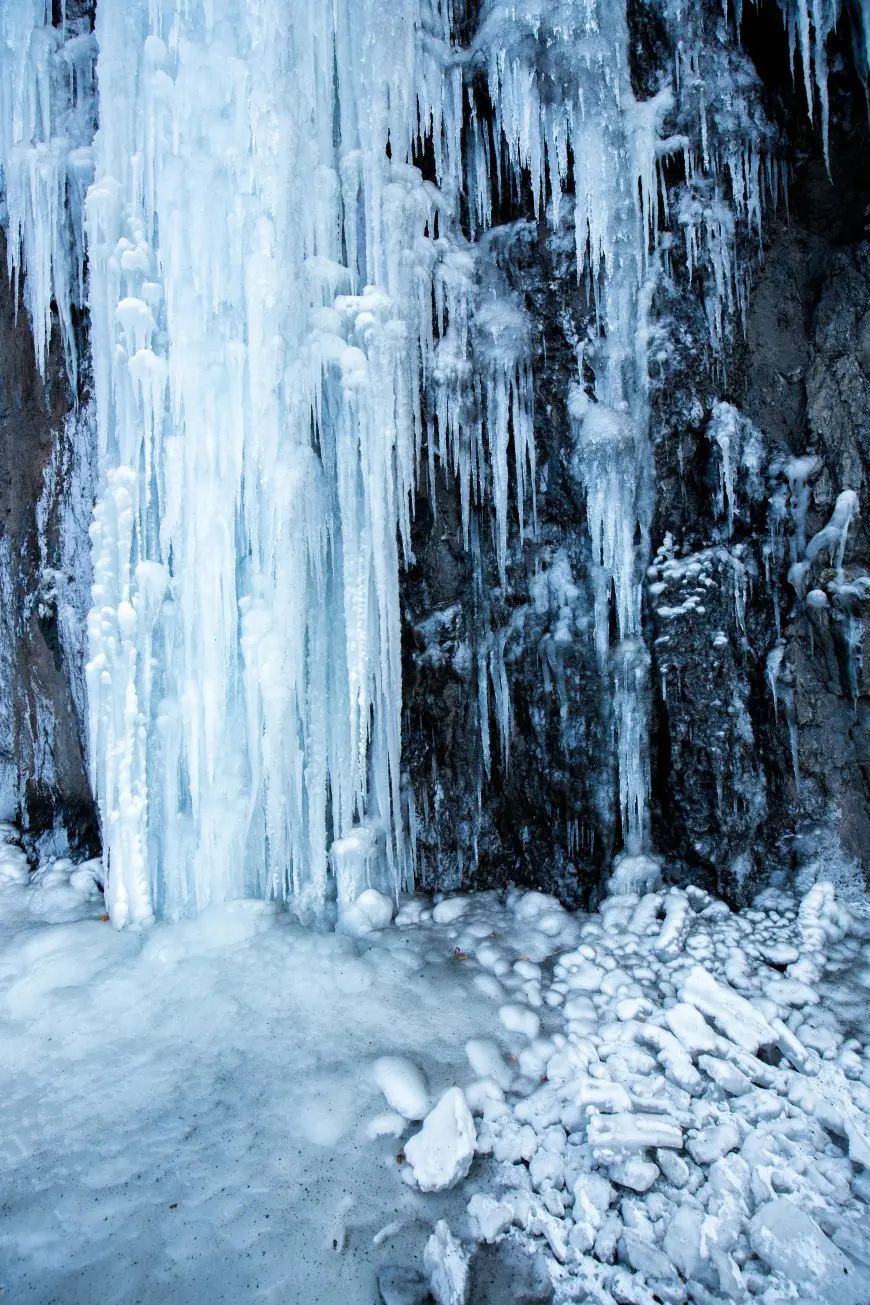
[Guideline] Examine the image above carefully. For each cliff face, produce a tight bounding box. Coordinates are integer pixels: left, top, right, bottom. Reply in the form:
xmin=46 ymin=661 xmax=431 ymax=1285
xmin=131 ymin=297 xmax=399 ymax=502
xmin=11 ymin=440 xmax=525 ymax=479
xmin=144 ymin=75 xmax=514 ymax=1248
xmin=0 ymin=233 xmax=96 ymax=860
xmin=404 ymin=2 xmax=870 ymax=902
xmin=2 ymin=0 xmax=869 ymax=900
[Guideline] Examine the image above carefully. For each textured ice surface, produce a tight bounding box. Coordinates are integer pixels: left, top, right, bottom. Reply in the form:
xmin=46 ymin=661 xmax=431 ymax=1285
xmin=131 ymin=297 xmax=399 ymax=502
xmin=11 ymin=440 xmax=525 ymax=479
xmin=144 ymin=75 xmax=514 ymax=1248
xmin=0 ymin=840 xmax=506 ymax=1304
xmin=3 ymin=845 xmax=870 ymax=1304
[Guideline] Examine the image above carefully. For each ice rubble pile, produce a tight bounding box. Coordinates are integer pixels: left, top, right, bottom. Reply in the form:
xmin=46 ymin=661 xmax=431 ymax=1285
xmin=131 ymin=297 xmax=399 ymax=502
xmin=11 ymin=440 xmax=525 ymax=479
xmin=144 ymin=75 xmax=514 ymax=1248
xmin=372 ymin=873 xmax=870 ymax=1305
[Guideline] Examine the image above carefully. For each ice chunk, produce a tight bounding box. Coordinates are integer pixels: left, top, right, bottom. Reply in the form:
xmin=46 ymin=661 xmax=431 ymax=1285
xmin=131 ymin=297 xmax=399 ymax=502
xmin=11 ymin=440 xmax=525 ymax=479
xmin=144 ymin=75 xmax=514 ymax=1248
xmin=749 ymin=1199 xmax=870 ymax=1304
xmin=655 ymin=890 xmax=692 ymax=959
xmin=424 ymin=1221 xmax=469 ymax=1305
xmin=664 ymin=1003 xmax=720 ymax=1057
xmin=405 ymin=1089 xmax=477 ymax=1192
xmin=572 ymin=1173 xmax=614 ymax=1223
xmin=498 ymin=1005 xmax=541 ymax=1040
xmin=432 ymin=897 xmax=469 ymax=925
xmin=465 ymin=1039 xmax=512 ymax=1092
xmin=681 ymin=966 xmax=777 ymax=1053
xmin=588 ymin=1112 xmax=683 ymax=1151
xmin=663 ymin=1205 xmax=705 ymax=1280
xmin=698 ymin=1055 xmax=751 ymax=1096
xmin=339 ymin=890 xmax=396 ymax=938
xmin=608 ymin=1158 xmax=660 ymax=1193
xmin=366 ymin=1112 xmax=407 ymax=1141
xmin=467 ymin=1193 xmax=513 ymax=1243
xmin=619 ymin=1229 xmax=673 ymax=1280
xmin=609 ymin=853 xmax=662 ymax=897
xmin=372 ymin=1057 xmax=429 ymax=1121
xmin=686 ymin=1122 xmax=739 ymax=1165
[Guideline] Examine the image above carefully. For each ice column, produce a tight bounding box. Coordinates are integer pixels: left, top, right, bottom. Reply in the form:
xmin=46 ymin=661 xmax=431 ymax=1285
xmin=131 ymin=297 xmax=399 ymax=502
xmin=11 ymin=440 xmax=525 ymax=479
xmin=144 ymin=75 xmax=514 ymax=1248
xmin=84 ymin=0 xmax=534 ymax=923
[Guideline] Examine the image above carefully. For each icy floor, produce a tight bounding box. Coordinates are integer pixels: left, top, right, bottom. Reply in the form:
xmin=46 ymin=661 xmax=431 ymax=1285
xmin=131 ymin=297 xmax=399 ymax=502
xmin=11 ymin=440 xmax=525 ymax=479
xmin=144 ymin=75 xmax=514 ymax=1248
xmin=2 ymin=834 xmax=870 ymax=1305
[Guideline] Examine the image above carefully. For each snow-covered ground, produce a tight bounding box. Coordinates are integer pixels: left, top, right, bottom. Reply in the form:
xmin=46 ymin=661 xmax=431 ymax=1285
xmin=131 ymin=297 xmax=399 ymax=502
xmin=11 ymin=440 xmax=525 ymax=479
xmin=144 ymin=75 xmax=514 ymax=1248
xmin=2 ymin=829 xmax=870 ymax=1305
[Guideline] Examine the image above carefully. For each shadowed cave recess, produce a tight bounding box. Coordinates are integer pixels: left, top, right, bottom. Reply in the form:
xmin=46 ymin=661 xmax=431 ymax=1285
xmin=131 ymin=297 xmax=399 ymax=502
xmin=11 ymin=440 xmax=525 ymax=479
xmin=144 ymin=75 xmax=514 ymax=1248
xmin=2 ymin=0 xmax=870 ymax=922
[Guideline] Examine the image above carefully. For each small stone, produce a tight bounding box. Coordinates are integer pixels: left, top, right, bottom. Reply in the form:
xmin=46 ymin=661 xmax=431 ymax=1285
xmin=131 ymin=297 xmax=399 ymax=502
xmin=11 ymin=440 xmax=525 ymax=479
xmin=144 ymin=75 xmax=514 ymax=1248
xmin=467 ymin=1241 xmax=553 ymax=1305
xmin=378 ymin=1265 xmax=433 ymax=1305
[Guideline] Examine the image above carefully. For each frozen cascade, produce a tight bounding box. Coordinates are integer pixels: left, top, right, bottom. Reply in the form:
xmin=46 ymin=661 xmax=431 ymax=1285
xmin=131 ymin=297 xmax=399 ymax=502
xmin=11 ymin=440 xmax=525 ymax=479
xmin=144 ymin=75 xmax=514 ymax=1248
xmin=80 ymin=0 xmax=541 ymax=924
xmin=0 ymin=0 xmax=854 ymax=920
xmin=74 ymin=0 xmax=675 ymax=920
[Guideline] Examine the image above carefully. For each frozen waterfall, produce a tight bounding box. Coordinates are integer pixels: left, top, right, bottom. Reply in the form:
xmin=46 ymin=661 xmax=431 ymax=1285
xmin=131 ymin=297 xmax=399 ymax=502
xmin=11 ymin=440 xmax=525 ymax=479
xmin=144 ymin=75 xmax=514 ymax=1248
xmin=3 ymin=0 xmax=861 ymax=923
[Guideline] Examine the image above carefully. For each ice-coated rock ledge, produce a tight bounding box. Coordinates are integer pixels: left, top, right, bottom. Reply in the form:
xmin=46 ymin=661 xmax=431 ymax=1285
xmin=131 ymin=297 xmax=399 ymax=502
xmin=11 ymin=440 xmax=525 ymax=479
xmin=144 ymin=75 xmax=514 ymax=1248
xmin=372 ymin=873 xmax=870 ymax=1305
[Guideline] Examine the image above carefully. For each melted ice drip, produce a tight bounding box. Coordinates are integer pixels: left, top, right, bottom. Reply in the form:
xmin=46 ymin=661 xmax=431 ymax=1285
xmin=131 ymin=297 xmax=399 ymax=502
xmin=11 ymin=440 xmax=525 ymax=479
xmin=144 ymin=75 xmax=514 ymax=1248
xmin=83 ymin=0 xmax=538 ymax=924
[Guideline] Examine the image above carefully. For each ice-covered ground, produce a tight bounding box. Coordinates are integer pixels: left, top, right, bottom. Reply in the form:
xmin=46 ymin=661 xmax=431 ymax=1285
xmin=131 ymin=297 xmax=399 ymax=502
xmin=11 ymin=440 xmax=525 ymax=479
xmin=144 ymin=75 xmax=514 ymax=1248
xmin=2 ymin=830 xmax=870 ymax=1305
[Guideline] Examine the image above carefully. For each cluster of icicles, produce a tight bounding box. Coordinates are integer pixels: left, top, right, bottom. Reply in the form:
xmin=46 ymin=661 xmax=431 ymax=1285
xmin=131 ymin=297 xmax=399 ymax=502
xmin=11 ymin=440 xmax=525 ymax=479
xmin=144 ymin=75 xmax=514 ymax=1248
xmin=0 ymin=0 xmax=859 ymax=924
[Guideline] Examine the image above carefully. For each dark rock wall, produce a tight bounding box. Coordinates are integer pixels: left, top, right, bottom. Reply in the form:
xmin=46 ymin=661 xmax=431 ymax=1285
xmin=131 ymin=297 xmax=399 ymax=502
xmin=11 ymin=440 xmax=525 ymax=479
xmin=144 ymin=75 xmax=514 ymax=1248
xmin=405 ymin=1 xmax=870 ymax=903
xmin=644 ymin=13 xmax=870 ymax=895
xmin=0 ymin=233 xmax=97 ymax=858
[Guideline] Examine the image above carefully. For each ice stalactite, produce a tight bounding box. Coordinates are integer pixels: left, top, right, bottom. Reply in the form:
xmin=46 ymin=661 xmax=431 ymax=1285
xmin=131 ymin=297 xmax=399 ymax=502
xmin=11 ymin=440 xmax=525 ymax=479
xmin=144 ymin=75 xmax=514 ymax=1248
xmin=0 ymin=2 xmax=95 ymax=383
xmin=524 ymin=0 xmax=670 ymax=856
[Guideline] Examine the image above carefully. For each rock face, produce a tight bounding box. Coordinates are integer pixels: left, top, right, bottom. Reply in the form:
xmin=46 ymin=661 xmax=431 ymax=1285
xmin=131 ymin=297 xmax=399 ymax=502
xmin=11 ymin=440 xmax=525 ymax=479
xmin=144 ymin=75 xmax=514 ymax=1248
xmin=403 ymin=1 xmax=870 ymax=903
xmin=645 ymin=11 xmax=870 ymax=897
xmin=0 ymin=233 xmax=97 ymax=860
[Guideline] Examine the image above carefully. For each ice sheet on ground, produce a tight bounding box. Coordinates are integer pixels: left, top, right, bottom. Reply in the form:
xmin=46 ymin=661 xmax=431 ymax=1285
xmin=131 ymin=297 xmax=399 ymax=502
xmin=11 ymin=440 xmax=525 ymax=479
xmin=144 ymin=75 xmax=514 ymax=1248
xmin=3 ymin=853 xmax=870 ymax=1305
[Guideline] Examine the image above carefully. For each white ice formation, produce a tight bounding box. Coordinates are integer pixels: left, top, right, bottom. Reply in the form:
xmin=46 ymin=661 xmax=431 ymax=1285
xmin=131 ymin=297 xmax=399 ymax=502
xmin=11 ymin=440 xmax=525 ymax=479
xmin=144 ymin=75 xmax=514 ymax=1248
xmin=0 ymin=0 xmax=865 ymax=922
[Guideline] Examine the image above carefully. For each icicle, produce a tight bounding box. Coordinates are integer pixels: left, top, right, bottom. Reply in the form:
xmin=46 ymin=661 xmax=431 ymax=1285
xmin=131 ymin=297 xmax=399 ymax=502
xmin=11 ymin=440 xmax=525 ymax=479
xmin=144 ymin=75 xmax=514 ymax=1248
xmin=0 ymin=1 xmax=95 ymax=382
